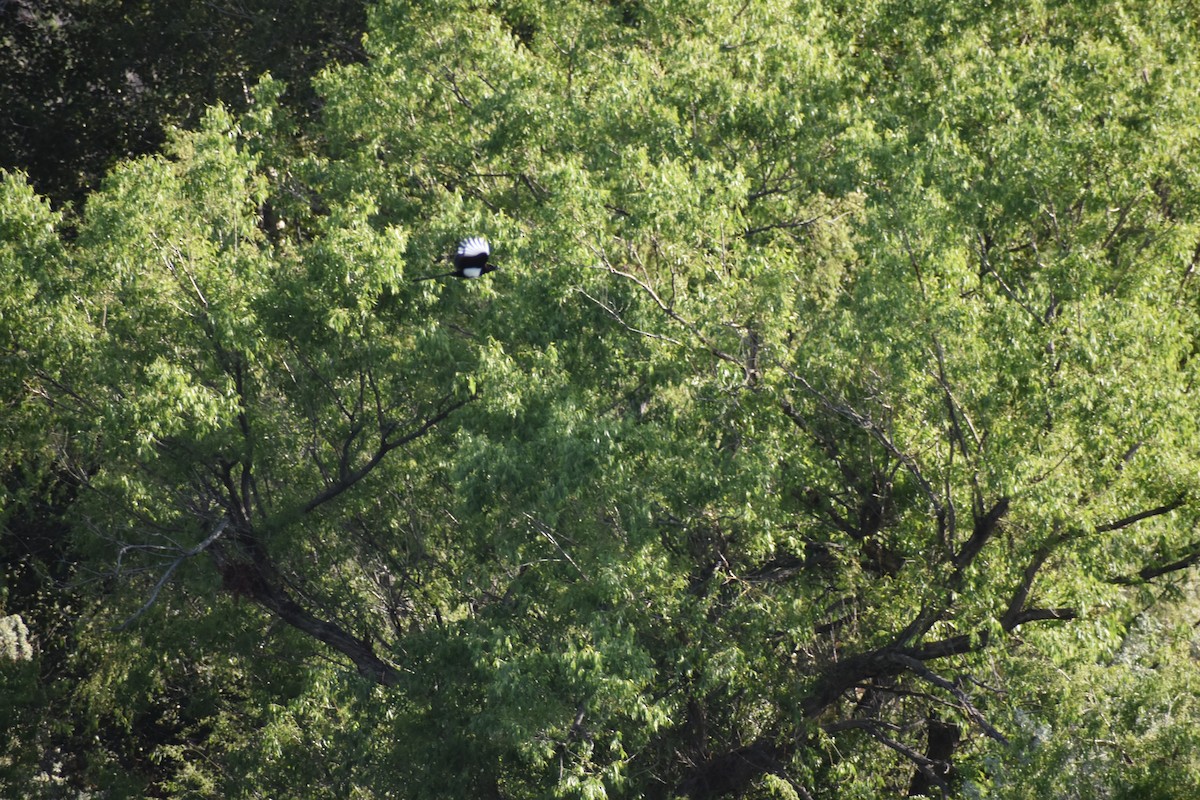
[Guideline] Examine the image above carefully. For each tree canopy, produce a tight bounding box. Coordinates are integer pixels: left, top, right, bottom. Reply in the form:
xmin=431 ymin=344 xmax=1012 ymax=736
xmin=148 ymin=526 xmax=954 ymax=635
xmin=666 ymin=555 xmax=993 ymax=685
xmin=4 ymin=0 xmax=1200 ymax=797
xmin=0 ymin=0 xmax=367 ymax=207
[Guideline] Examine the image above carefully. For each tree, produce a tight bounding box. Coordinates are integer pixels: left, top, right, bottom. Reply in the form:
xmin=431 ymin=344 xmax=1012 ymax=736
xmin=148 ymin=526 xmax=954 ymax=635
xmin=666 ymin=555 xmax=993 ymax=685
xmin=0 ymin=0 xmax=367 ymax=209
xmin=4 ymin=0 xmax=1200 ymax=796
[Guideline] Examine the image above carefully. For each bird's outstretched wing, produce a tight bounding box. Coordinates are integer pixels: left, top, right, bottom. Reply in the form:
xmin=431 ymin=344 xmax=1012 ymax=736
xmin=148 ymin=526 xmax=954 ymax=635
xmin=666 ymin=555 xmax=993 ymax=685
xmin=454 ymin=237 xmax=491 ymax=271
xmin=414 ymin=236 xmax=494 ymax=281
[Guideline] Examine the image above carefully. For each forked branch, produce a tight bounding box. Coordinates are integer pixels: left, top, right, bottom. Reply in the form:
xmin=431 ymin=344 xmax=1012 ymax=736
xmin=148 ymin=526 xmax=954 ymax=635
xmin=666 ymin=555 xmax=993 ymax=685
xmin=117 ymin=517 xmax=230 ymax=630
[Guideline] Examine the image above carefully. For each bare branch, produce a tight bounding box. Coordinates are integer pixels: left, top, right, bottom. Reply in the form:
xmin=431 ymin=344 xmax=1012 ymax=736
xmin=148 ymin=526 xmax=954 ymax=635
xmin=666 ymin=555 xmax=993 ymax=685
xmin=117 ymin=518 xmax=230 ymax=630
xmin=826 ymin=718 xmax=950 ymax=797
xmin=217 ymin=551 xmax=402 ymax=686
xmin=302 ymin=395 xmax=471 ymax=515
xmin=1001 ymin=537 xmax=1059 ymax=629
xmin=576 ymin=288 xmax=685 ymax=347
xmin=786 ymin=371 xmax=944 ymax=522
xmin=908 ymin=606 xmax=1077 ymax=663
xmin=929 ymin=338 xmax=981 ymax=455
xmin=595 ymin=253 xmax=745 ymax=369
xmin=1177 ymin=236 xmax=1200 ymax=295
xmin=741 ymin=213 xmax=823 ymax=239
xmin=1099 ymin=195 xmax=1142 ymax=253
xmin=887 ymin=652 xmax=1008 ymax=744
xmin=953 ymin=497 xmax=1009 ymax=573
xmin=977 ymin=231 xmax=1043 ymax=325
xmin=524 ymin=513 xmax=588 ymax=580
xmin=1004 ymin=607 xmax=1077 ymax=625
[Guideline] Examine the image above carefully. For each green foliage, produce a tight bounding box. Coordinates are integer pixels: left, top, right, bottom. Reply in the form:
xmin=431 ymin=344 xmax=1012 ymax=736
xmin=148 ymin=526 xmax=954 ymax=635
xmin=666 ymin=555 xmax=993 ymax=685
xmin=4 ymin=0 xmax=1200 ymax=797
xmin=973 ymin=598 xmax=1200 ymax=799
xmin=0 ymin=171 xmax=69 ymax=471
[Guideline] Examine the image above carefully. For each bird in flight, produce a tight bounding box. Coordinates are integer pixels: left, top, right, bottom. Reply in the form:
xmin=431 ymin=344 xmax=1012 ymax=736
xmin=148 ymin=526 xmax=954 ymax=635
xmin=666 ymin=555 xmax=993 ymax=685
xmin=415 ymin=236 xmax=497 ymax=281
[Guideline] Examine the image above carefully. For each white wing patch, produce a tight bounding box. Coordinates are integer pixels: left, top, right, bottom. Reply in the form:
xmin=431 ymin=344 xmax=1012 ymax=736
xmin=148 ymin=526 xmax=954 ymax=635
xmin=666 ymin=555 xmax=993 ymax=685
xmin=458 ymin=237 xmax=490 ymax=258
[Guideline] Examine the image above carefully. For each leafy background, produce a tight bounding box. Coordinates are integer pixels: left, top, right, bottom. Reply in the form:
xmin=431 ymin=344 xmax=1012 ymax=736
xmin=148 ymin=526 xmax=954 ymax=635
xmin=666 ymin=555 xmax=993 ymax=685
xmin=3 ymin=0 xmax=1200 ymax=797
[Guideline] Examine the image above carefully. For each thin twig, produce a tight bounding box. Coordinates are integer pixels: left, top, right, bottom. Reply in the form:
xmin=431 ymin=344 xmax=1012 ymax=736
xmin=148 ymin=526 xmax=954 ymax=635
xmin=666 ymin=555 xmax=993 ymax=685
xmin=524 ymin=513 xmax=588 ymax=580
xmin=576 ymin=288 xmax=685 ymax=347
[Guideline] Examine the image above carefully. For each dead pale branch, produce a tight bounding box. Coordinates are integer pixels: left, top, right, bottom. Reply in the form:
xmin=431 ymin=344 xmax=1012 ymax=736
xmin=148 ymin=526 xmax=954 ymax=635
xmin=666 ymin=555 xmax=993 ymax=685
xmin=117 ymin=517 xmax=230 ymax=630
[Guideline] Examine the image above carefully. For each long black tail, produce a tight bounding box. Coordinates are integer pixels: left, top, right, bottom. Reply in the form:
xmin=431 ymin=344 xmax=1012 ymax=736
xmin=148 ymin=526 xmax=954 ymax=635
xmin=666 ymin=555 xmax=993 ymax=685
xmin=413 ymin=272 xmax=454 ymax=282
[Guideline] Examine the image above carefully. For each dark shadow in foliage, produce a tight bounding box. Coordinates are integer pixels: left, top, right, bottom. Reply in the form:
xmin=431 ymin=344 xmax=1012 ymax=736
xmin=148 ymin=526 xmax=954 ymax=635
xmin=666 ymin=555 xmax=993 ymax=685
xmin=0 ymin=0 xmax=367 ymax=210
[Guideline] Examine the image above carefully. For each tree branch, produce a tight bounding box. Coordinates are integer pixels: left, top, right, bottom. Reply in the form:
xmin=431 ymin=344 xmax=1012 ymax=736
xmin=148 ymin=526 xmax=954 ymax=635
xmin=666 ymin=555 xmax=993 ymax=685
xmin=220 ymin=551 xmax=402 ymax=686
xmin=576 ymin=287 xmax=685 ymax=347
xmin=301 ymin=395 xmax=471 ymax=515
xmin=741 ymin=213 xmax=823 ymax=239
xmin=1095 ymin=496 xmax=1184 ymax=533
xmin=117 ymin=518 xmax=230 ymax=630
xmin=786 ymin=372 xmax=945 ymax=522
xmin=524 ymin=513 xmax=588 ymax=580
xmin=595 ymin=253 xmax=745 ymax=369
xmin=886 ymin=652 xmax=1007 ymax=744
xmin=1001 ymin=534 xmax=1065 ymax=629
xmin=953 ymin=497 xmax=1009 ymax=572
xmin=823 ymin=717 xmax=954 ymax=797
xmin=1112 ymin=543 xmax=1200 ymax=584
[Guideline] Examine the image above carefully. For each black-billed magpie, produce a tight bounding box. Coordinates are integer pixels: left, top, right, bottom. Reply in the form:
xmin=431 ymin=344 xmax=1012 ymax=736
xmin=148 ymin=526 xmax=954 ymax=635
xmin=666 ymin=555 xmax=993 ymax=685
xmin=415 ymin=237 xmax=497 ymax=281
